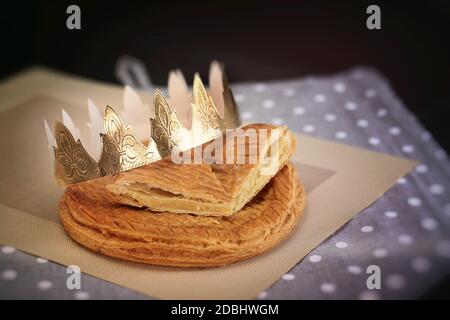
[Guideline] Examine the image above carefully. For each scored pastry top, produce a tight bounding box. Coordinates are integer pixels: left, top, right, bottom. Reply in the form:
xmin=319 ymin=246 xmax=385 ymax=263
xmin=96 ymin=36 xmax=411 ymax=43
xmin=107 ymin=123 xmax=296 ymax=217
xmin=60 ymin=162 xmax=304 ymax=267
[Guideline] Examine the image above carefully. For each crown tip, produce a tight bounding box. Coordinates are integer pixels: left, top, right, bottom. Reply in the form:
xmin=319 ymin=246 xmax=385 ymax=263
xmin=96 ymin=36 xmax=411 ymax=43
xmin=104 ymin=105 xmax=115 ymax=114
xmin=50 ymin=62 xmax=240 ymax=185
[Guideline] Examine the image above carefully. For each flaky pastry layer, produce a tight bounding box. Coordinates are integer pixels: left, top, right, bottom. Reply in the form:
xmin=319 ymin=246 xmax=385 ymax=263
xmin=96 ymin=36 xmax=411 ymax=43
xmin=60 ymin=163 xmax=305 ymax=267
xmin=107 ymin=123 xmax=296 ymax=216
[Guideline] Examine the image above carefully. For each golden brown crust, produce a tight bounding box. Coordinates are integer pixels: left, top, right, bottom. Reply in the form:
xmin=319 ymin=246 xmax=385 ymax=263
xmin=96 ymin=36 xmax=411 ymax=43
xmin=106 ymin=123 xmax=297 ymax=216
xmin=59 ymin=163 xmax=305 ymax=267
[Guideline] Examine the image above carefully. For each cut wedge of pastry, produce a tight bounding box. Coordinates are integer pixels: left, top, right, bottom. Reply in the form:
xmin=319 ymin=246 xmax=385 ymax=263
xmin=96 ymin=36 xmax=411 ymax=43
xmin=107 ymin=123 xmax=296 ymax=216
xmin=60 ymin=163 xmax=305 ymax=267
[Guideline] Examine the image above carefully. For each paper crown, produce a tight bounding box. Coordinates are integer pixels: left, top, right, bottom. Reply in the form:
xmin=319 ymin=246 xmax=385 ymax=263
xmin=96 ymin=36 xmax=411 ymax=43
xmin=44 ymin=61 xmax=241 ymax=185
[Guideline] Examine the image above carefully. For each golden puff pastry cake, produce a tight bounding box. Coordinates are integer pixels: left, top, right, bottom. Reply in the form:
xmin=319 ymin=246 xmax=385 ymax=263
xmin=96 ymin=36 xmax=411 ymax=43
xmin=60 ymin=163 xmax=305 ymax=267
xmin=107 ymin=123 xmax=296 ymax=216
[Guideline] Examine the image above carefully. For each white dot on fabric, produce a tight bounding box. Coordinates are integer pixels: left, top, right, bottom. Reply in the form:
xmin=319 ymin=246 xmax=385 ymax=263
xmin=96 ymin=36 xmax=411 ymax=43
xmin=234 ymin=94 xmax=245 ymax=103
xmin=368 ymin=137 xmax=380 ymax=145
xmin=292 ymin=106 xmax=305 ymax=115
xmin=421 ymin=131 xmax=431 ymax=141
xmin=302 ymin=125 xmax=315 ymax=133
xmin=397 ymin=177 xmax=407 ymax=184
xmin=385 ymin=210 xmax=398 ymax=218
xmin=282 ymin=273 xmax=295 ymax=281
xmin=357 ymin=119 xmax=369 ymax=128
xmin=283 ymin=88 xmax=296 ymax=96
xmin=241 ymin=111 xmax=253 ymax=120
xmin=389 ymin=127 xmax=401 ymax=135
xmin=415 ymin=164 xmax=428 ymax=173
xmin=435 ymin=149 xmax=447 ymax=160
xmin=386 ymin=274 xmax=406 ymax=290
xmin=262 ymin=99 xmax=275 ymax=109
xmin=361 ymin=225 xmax=374 ymax=233
xmin=335 ymin=241 xmax=348 ymax=249
xmin=345 ymin=101 xmax=358 ymax=111
xmin=347 ymin=265 xmax=363 ymax=275
xmin=324 ymin=113 xmax=336 ymax=122
xmin=271 ymin=118 xmax=284 ymax=125
xmin=407 ymin=197 xmax=422 ymax=207
xmin=309 ymin=255 xmax=322 ymax=263
xmin=320 ymin=283 xmax=336 ymax=294
xmin=377 ymin=108 xmax=387 ymax=117
xmin=373 ymin=248 xmax=388 ymax=258
xmin=313 ymin=94 xmax=326 ymax=103
xmin=37 ymin=280 xmax=53 ymax=290
xmin=398 ymin=234 xmax=414 ymax=245
xmin=411 ymin=257 xmax=432 ymax=273
xmin=335 ymin=131 xmax=347 ymax=139
xmin=435 ymin=240 xmax=450 ymax=258
xmin=333 ymin=82 xmax=346 ymax=93
xmin=1 ymin=270 xmax=17 ymax=281
xmin=1 ymin=246 xmax=15 ymax=254
xmin=365 ymin=89 xmax=376 ymax=98
xmin=402 ymin=145 xmax=415 ymax=154
xmin=74 ymin=291 xmax=90 ymax=300
xmin=358 ymin=290 xmax=380 ymax=300
xmin=429 ymin=184 xmax=445 ymax=195
xmin=254 ymin=83 xmax=267 ymax=92
xmin=36 ymin=257 xmax=48 ymax=264
xmin=421 ymin=218 xmax=439 ymax=231
xmin=257 ymin=291 xmax=268 ymax=299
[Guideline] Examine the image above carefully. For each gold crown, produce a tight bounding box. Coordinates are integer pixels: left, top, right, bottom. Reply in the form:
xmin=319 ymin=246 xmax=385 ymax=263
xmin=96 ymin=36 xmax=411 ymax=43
xmin=44 ymin=62 xmax=241 ymax=185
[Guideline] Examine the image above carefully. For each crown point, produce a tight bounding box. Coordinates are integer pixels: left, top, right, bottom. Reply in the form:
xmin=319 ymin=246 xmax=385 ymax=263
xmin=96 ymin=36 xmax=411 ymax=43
xmin=61 ymin=109 xmax=81 ymax=141
xmin=104 ymin=105 xmax=124 ymax=126
xmin=210 ymin=60 xmax=222 ymax=73
xmin=193 ymin=72 xmax=202 ymax=82
xmin=43 ymin=119 xmax=56 ymax=146
xmin=50 ymin=62 xmax=241 ymax=185
xmin=104 ymin=105 xmax=118 ymax=120
xmin=168 ymin=70 xmax=188 ymax=95
xmin=123 ymin=85 xmax=142 ymax=105
xmin=193 ymin=74 xmax=208 ymax=99
xmin=54 ymin=119 xmax=65 ymax=132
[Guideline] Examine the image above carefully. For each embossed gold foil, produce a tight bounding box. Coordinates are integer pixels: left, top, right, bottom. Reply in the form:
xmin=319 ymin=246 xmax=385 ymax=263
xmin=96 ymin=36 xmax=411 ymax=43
xmin=53 ymin=121 xmax=100 ymax=185
xmin=50 ymin=68 xmax=240 ymax=185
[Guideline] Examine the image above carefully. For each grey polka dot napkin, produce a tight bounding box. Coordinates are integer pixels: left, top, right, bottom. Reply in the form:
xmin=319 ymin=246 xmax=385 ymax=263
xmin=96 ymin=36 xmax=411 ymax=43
xmin=1 ymin=67 xmax=449 ymax=299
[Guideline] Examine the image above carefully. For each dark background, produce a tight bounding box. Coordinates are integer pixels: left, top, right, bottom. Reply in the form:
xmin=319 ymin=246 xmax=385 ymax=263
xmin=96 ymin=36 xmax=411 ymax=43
xmin=1 ymin=0 xmax=449 ymax=152
xmin=1 ymin=0 xmax=450 ymax=299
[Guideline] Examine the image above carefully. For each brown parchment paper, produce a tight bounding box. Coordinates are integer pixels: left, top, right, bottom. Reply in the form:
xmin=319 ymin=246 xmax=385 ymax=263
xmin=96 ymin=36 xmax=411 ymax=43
xmin=0 ymin=68 xmax=416 ymax=299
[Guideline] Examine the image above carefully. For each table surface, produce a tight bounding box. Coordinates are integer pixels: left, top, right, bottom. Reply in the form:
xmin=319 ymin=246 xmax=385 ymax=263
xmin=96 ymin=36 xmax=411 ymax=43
xmin=1 ymin=66 xmax=449 ymax=300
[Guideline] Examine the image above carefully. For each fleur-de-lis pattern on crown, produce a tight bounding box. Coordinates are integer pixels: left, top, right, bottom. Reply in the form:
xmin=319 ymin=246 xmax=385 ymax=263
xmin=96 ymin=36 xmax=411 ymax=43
xmin=47 ymin=63 xmax=240 ymax=185
xmin=99 ymin=106 xmax=161 ymax=175
xmin=53 ymin=121 xmax=100 ymax=185
xmin=191 ymin=73 xmax=222 ymax=146
xmin=150 ymin=90 xmax=186 ymax=158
